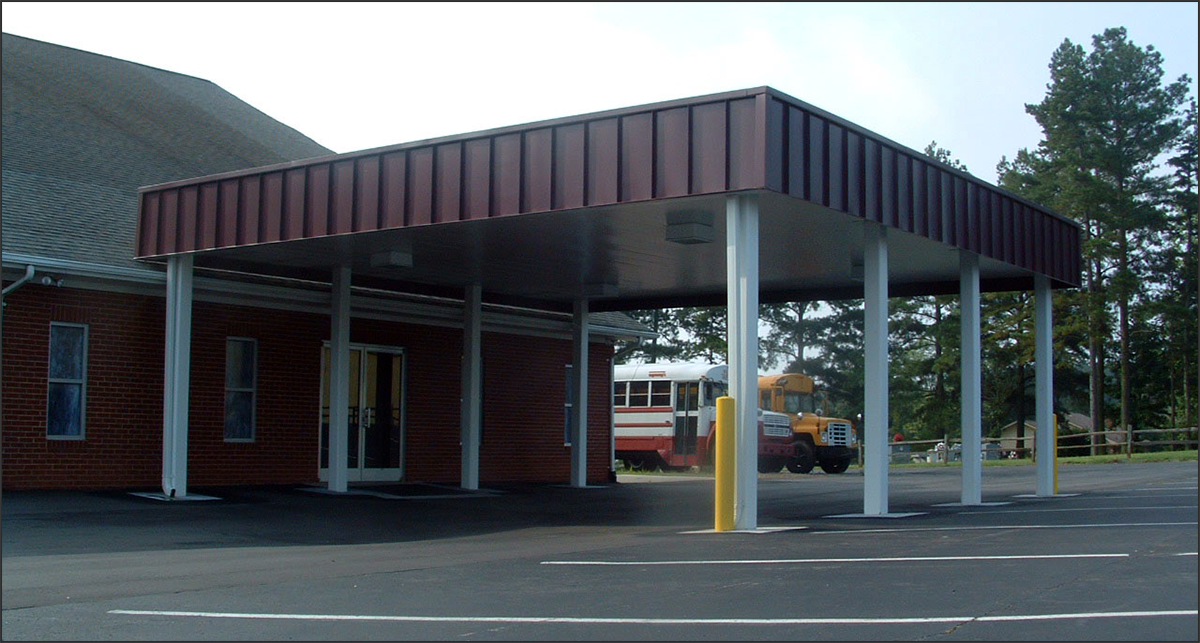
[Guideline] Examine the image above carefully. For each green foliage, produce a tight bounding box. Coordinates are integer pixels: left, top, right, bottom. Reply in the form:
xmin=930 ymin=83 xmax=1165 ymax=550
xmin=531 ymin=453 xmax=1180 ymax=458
xmin=616 ymin=27 xmax=1195 ymax=445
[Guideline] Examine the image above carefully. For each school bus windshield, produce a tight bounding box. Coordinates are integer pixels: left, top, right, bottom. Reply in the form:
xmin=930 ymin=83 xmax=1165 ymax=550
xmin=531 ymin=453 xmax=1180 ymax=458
xmin=705 ymin=381 xmax=728 ymax=403
xmin=783 ymin=391 xmax=816 ymax=414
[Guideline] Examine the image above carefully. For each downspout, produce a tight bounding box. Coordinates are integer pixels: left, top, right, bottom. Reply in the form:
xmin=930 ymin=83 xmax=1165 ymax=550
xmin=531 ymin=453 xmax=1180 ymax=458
xmin=610 ymin=337 xmax=644 ymax=481
xmin=2 ymin=265 xmax=36 ymax=303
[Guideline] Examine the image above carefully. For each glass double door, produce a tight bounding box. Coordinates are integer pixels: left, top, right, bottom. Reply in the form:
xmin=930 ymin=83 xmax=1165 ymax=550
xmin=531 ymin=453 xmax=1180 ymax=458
xmin=319 ymin=345 xmax=405 ymax=482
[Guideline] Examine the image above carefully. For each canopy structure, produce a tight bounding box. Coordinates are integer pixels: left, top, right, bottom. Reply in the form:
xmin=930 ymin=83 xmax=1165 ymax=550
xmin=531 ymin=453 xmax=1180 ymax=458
xmin=136 ymin=86 xmax=1080 ymax=527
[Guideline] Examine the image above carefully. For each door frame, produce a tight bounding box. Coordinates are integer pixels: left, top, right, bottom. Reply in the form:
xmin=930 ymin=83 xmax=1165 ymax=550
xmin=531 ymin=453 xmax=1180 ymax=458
xmin=318 ymin=341 xmax=408 ymax=483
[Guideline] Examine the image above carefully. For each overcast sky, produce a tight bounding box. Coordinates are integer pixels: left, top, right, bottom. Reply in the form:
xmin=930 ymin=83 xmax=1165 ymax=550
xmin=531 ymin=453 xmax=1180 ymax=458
xmin=3 ymin=2 xmax=1197 ymax=186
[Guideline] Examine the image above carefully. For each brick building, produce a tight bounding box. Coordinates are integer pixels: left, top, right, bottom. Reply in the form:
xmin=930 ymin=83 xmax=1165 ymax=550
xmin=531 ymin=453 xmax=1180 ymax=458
xmin=1 ymin=33 xmax=649 ymax=491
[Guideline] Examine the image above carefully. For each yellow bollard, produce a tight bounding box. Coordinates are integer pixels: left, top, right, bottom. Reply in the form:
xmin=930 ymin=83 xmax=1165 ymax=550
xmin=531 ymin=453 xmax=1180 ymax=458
xmin=1053 ymin=414 xmax=1059 ymax=495
xmin=714 ymin=396 xmax=735 ymax=532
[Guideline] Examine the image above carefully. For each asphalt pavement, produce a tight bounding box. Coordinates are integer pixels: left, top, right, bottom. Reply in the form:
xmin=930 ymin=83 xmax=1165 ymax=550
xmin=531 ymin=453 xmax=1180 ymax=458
xmin=1 ymin=461 xmax=1196 ymax=640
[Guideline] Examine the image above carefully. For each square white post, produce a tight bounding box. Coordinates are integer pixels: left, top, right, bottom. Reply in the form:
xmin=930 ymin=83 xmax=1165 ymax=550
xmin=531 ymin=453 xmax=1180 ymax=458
xmin=461 ymin=284 xmax=483 ymax=490
xmin=570 ymin=298 xmax=590 ymax=487
xmin=960 ymin=252 xmax=982 ymax=505
xmin=1035 ymin=275 xmax=1055 ymax=496
xmin=863 ymin=223 xmax=889 ymax=515
xmin=328 ymin=264 xmax=352 ymax=493
xmin=726 ymin=194 xmax=759 ymax=530
xmin=162 ymin=254 xmax=193 ymax=499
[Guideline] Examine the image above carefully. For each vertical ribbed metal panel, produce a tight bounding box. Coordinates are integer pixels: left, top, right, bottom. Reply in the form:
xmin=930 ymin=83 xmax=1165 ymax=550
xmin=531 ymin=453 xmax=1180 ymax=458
xmin=881 ymin=145 xmax=896 ymax=228
xmin=133 ymin=87 xmax=1078 ymax=286
xmin=554 ymin=123 xmax=586 ymax=210
xmin=139 ymin=193 xmax=159 ymax=258
xmin=911 ymin=159 xmax=926 ymax=237
xmin=728 ymin=98 xmax=758 ymax=190
xmin=381 ymin=152 xmax=406 ymax=229
xmin=691 ymin=103 xmax=726 ymax=194
xmin=199 ymin=183 xmax=218 ymax=249
xmin=951 ymin=175 xmax=965 ymax=247
xmin=261 ymin=172 xmax=283 ymax=243
xmin=356 ymin=156 xmax=380 ymax=231
xmin=330 ymin=160 xmax=355 ymax=234
xmin=787 ymin=107 xmax=806 ymax=200
xmin=655 ymin=107 xmax=689 ymax=198
xmin=586 ymin=119 xmax=619 ymax=205
xmin=620 ymin=112 xmax=653 ymax=201
xmin=408 ymin=148 xmax=433 ymax=226
xmin=523 ymin=129 xmax=553 ymax=213
xmin=159 ymin=188 xmax=178 ymax=254
xmin=764 ymin=98 xmax=785 ymax=192
xmin=434 ymin=143 xmax=461 ymax=224
xmin=307 ymin=165 xmax=330 ymax=237
xmin=218 ymin=179 xmax=239 ymax=246
xmin=806 ymin=113 xmax=824 ymax=205
xmin=846 ymin=131 xmax=863 ymax=217
xmin=241 ymin=176 xmax=261 ymax=245
xmin=283 ymin=168 xmax=306 ymax=240
xmin=863 ymin=138 xmax=880 ymax=222
xmin=828 ymin=123 xmax=845 ymax=211
xmin=492 ymin=134 xmax=521 ymax=215
xmin=178 ymin=186 xmax=198 ymax=252
xmin=463 ymin=139 xmax=491 ymax=220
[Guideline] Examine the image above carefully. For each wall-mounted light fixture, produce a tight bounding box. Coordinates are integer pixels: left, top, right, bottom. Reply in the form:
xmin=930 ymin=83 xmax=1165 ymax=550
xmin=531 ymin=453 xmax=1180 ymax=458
xmin=665 ymin=210 xmax=714 ymax=245
xmin=370 ymin=249 xmax=413 ymax=268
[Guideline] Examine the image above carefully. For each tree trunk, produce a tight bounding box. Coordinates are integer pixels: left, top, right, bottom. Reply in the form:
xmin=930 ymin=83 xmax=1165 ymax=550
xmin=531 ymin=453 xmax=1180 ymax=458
xmin=1120 ymin=229 xmax=1132 ymax=458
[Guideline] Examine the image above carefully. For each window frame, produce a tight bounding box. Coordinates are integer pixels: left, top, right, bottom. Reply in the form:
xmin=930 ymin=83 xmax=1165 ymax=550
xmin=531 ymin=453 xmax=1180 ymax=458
xmin=224 ymin=336 xmax=258 ymax=443
xmin=46 ymin=322 xmax=88 ymax=440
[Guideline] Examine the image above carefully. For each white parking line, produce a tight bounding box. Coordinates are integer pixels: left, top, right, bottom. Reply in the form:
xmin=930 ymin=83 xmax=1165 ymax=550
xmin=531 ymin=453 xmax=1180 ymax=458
xmin=810 ymin=521 xmax=1197 ymax=535
xmin=540 ymin=553 xmax=1128 ymax=566
xmin=958 ymin=506 xmax=1196 ymax=515
xmin=108 ymin=608 xmax=1198 ymax=625
xmin=1106 ymin=494 xmax=1198 ymax=499
xmin=1137 ymin=487 xmax=1197 ymax=491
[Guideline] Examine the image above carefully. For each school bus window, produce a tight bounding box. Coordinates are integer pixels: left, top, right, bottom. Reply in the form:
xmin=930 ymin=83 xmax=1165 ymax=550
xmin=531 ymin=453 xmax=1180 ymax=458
xmin=650 ymin=381 xmax=672 ymax=407
xmin=613 ymin=381 xmax=628 ymax=407
xmin=629 ymin=381 xmax=650 ymax=407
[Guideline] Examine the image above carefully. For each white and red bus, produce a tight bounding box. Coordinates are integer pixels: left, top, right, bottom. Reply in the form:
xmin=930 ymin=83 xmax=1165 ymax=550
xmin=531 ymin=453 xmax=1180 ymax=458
xmin=613 ymin=362 xmax=794 ymax=471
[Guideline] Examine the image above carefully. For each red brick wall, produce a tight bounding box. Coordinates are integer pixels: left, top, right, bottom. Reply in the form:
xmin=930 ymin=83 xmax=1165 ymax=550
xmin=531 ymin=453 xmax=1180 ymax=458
xmin=1 ymin=284 xmax=613 ymax=490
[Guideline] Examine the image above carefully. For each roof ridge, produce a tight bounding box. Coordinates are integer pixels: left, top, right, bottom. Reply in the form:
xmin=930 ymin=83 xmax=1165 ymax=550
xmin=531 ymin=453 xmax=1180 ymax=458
xmin=2 ymin=31 xmax=216 ymax=86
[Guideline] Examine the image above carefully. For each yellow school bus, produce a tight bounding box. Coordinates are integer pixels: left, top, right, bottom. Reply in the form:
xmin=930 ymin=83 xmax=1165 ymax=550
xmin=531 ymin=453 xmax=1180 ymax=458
xmin=757 ymin=373 xmax=858 ymax=474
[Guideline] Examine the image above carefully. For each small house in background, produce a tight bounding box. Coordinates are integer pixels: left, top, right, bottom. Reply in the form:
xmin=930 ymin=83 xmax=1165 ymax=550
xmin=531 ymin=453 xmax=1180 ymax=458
xmin=997 ymin=415 xmax=1091 ymax=458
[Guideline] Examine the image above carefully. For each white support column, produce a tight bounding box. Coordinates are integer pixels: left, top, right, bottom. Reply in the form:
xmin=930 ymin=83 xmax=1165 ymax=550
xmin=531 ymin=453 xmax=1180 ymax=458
xmin=863 ymin=223 xmax=889 ymax=515
xmin=1035 ymin=275 xmax=1055 ymax=496
xmin=161 ymin=254 xmax=193 ymax=499
xmin=570 ymin=298 xmax=589 ymax=487
xmin=328 ymin=264 xmax=352 ymax=493
xmin=960 ymin=252 xmax=983 ymax=505
xmin=461 ymin=284 xmax=483 ymax=491
xmin=726 ymin=194 xmax=759 ymax=530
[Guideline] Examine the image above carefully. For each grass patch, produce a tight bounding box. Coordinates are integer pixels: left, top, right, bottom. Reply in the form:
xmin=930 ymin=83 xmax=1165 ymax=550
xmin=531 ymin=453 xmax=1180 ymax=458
xmin=863 ymin=449 xmax=1196 ymax=469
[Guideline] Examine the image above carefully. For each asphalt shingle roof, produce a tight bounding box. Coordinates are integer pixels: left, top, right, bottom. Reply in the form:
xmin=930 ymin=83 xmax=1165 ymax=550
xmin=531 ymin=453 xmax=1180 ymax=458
xmin=0 ymin=33 xmax=650 ymax=337
xmin=2 ymin=32 xmax=332 ymax=269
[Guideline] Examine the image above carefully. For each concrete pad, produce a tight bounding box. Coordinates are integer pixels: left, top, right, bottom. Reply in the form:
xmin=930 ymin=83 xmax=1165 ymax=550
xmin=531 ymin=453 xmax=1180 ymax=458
xmin=823 ymin=512 xmax=927 ymax=518
xmin=679 ymin=526 xmax=808 ymax=534
xmin=127 ymin=492 xmax=221 ymax=502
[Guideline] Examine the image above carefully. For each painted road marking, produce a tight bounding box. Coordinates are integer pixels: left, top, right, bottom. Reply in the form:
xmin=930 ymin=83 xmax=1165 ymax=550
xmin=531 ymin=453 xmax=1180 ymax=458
xmin=108 ymin=609 xmax=1198 ymax=625
xmin=958 ymin=506 xmax=1196 ymax=515
xmin=809 ymin=521 xmax=1197 ymax=535
xmin=1137 ymin=487 xmax=1197 ymax=491
xmin=540 ymin=553 xmax=1128 ymax=566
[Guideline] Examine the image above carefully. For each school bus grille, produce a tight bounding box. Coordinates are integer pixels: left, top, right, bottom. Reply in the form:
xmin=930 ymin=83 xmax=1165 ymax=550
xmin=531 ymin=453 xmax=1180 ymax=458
xmin=763 ymin=415 xmax=792 ymax=438
xmin=826 ymin=422 xmax=853 ymax=446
